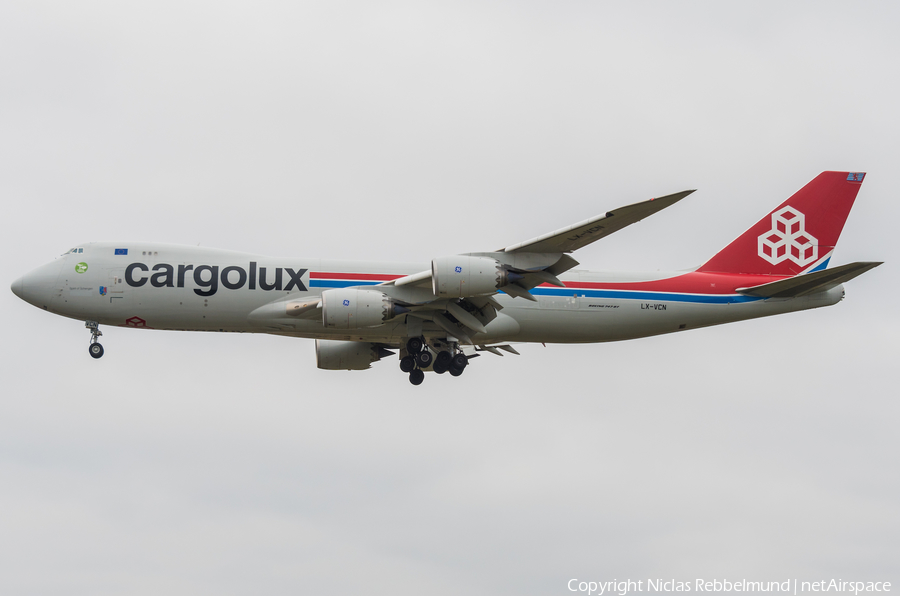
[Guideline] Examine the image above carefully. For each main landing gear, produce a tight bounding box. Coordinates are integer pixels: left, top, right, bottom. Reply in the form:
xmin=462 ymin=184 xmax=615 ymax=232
xmin=400 ymin=336 xmax=468 ymax=385
xmin=86 ymin=321 xmax=104 ymax=359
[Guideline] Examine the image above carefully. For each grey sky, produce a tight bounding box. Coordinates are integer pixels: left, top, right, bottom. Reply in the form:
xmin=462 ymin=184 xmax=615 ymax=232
xmin=1 ymin=2 xmax=897 ymax=594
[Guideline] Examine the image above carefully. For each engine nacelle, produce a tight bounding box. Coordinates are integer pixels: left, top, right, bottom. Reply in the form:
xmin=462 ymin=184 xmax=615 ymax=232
xmin=321 ymin=288 xmax=406 ymax=329
xmin=431 ymin=255 xmax=510 ymax=298
xmin=316 ymin=340 xmax=387 ymax=370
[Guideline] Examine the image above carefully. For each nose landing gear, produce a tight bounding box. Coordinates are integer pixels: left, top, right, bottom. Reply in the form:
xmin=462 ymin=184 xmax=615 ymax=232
xmin=86 ymin=320 xmax=104 ymax=359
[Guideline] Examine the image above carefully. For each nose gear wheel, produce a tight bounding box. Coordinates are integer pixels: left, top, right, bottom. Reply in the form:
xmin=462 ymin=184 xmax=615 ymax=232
xmin=85 ymin=321 xmax=104 ymax=359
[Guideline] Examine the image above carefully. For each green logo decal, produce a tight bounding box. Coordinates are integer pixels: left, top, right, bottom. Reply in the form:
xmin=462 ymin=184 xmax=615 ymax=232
xmin=75 ymin=262 xmax=88 ymax=274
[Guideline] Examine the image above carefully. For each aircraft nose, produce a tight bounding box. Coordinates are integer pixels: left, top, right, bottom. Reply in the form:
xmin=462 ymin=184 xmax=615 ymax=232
xmin=11 ymin=276 xmax=24 ymax=299
xmin=12 ymin=259 xmax=64 ymax=308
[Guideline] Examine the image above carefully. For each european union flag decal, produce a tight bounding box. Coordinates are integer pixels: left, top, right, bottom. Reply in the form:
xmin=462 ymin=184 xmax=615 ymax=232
xmin=115 ymin=248 xmax=128 ymax=255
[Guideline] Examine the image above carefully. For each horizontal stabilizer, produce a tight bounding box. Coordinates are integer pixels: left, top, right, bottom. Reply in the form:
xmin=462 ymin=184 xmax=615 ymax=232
xmin=736 ymin=261 xmax=882 ymax=298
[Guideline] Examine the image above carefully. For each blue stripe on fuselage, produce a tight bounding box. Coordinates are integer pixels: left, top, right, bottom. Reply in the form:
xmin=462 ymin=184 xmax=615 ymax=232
xmin=526 ymin=287 xmax=762 ymax=303
xmin=311 ymin=280 xmax=383 ymax=288
xmin=310 ymin=280 xmax=764 ymax=304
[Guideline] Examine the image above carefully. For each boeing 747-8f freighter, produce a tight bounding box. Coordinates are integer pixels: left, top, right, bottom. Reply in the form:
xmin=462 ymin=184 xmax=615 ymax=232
xmin=11 ymin=171 xmax=881 ymax=385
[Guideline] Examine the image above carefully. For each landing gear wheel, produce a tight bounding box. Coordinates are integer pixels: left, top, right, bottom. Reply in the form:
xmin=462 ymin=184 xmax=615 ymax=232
xmin=415 ymin=350 xmax=433 ymax=369
xmin=406 ymin=336 xmax=424 ymax=354
xmin=409 ymin=369 xmax=425 ymax=385
xmin=433 ymin=351 xmax=452 ymax=374
xmin=448 ymin=353 xmax=467 ymax=376
xmin=399 ymin=355 xmax=415 ymax=373
xmin=85 ymin=320 xmax=103 ymax=359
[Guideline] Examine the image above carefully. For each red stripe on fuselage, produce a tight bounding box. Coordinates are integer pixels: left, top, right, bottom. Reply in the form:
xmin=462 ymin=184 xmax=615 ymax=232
xmin=310 ymin=272 xmax=404 ymax=281
xmin=548 ymin=271 xmax=791 ymax=294
xmin=310 ymin=270 xmax=793 ymax=294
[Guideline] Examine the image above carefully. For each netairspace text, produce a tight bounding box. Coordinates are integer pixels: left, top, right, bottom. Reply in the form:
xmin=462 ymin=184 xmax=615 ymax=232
xmin=567 ymin=579 xmax=892 ymax=595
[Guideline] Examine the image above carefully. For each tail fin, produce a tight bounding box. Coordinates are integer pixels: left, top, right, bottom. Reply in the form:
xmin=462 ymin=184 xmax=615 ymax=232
xmin=698 ymin=171 xmax=866 ymax=275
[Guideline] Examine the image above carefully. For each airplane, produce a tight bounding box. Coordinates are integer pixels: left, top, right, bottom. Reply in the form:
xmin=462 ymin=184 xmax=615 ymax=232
xmin=11 ymin=171 xmax=881 ymax=385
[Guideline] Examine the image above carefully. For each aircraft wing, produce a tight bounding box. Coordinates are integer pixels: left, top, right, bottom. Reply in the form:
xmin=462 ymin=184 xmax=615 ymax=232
xmin=390 ymin=190 xmax=694 ymax=290
xmin=500 ymin=190 xmax=695 ymax=253
xmin=366 ymin=189 xmax=697 ymax=342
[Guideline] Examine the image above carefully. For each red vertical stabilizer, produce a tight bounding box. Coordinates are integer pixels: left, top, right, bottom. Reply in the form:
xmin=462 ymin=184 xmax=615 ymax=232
xmin=698 ymin=171 xmax=865 ymax=276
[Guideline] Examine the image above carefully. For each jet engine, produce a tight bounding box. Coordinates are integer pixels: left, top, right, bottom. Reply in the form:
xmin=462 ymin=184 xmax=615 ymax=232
xmin=315 ymin=340 xmax=393 ymax=370
xmin=431 ymin=255 xmax=517 ymax=298
xmin=321 ymin=288 xmax=408 ymax=329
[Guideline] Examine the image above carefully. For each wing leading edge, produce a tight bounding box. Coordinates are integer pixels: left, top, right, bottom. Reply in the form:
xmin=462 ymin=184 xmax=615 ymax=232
xmin=500 ymin=190 xmax=695 ymax=253
xmin=389 ymin=190 xmax=694 ymax=289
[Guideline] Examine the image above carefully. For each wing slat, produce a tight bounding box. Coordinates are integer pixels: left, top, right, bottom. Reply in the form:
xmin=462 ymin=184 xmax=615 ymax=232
xmin=501 ymin=190 xmax=694 ymax=254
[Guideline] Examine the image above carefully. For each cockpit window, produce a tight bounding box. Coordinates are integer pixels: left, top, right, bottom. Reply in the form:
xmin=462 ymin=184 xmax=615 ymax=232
xmin=61 ymin=248 xmax=84 ymax=255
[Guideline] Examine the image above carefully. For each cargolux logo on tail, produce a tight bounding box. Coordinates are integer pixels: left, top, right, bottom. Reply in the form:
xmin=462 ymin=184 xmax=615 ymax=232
xmin=757 ymin=206 xmax=818 ymax=266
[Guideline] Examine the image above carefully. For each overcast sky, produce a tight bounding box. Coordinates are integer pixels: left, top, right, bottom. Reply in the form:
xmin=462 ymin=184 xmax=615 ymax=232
xmin=1 ymin=2 xmax=898 ymax=595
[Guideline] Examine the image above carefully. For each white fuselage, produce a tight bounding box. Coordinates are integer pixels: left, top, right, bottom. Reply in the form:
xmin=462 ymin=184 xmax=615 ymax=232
xmin=13 ymin=242 xmax=843 ymax=347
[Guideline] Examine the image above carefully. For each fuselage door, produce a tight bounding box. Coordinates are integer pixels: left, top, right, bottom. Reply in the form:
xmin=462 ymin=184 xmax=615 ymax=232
xmin=106 ymin=269 xmax=127 ymax=304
